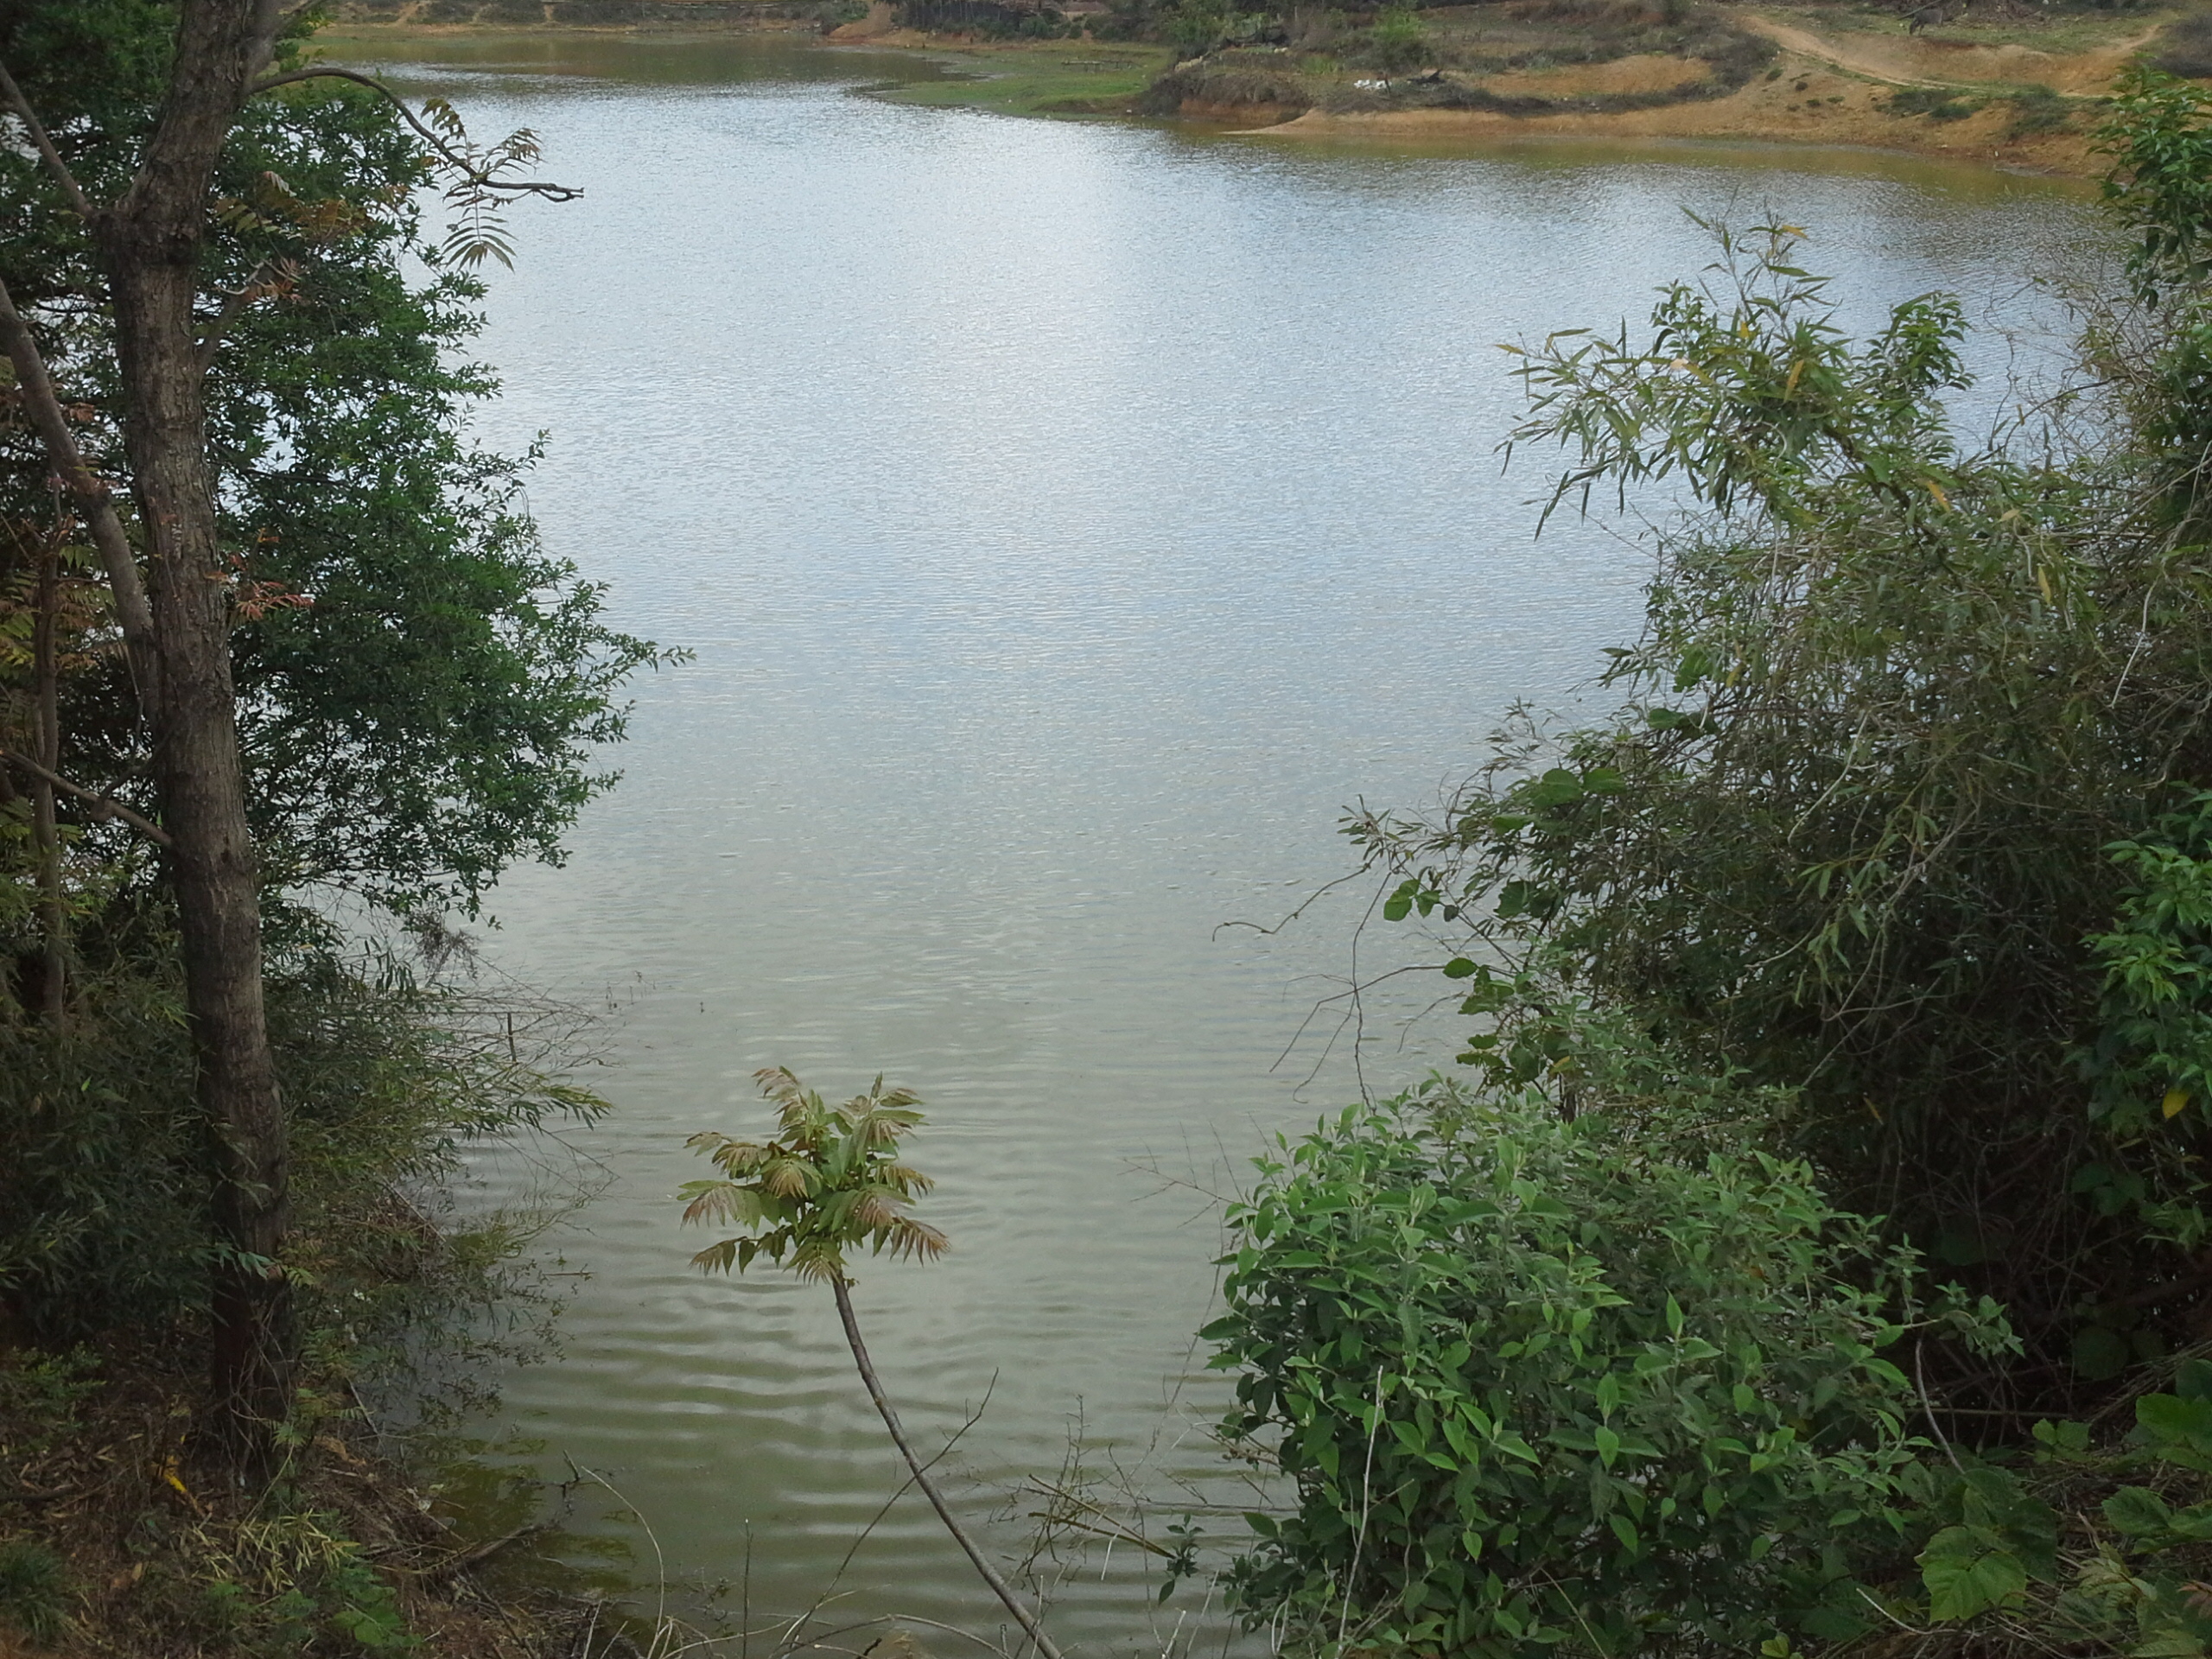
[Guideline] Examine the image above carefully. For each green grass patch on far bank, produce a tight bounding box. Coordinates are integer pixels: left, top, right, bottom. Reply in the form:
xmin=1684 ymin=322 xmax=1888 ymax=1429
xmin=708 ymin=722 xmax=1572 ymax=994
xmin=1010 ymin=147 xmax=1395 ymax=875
xmin=861 ymin=40 xmax=1166 ymax=115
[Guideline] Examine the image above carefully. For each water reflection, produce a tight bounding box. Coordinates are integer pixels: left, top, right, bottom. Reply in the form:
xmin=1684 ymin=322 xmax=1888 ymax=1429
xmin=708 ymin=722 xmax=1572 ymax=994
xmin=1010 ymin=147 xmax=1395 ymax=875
xmin=331 ymin=28 xmax=2090 ymax=1650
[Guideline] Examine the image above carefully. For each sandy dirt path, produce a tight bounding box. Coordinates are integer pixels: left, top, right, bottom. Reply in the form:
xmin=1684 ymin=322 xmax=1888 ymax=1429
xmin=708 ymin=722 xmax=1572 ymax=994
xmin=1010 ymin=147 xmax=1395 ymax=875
xmin=1742 ymin=11 xmax=2164 ymax=92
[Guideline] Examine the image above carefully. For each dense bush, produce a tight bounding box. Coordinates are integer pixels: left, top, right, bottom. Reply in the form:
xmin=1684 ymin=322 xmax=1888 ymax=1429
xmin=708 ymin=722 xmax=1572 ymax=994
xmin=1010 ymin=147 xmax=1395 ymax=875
xmin=1198 ymin=60 xmax=2212 ymax=1659
xmin=0 ymin=924 xmax=601 ymax=1347
xmin=0 ymin=921 xmax=602 ymax=1651
xmin=2154 ymin=8 xmax=2212 ymax=80
xmin=1870 ymin=1370 xmax=2212 ymax=1647
xmin=1349 ymin=102 xmax=2212 ymax=1402
xmin=1205 ymin=1063 xmax=2002 ymax=1655
xmin=1362 ymin=7 xmax=1432 ymax=72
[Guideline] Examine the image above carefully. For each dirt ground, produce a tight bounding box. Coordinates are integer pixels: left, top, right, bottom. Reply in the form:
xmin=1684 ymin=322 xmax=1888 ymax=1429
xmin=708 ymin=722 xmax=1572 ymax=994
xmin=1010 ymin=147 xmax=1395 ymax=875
xmin=1482 ymin=51 xmax=1713 ymax=95
xmin=1741 ymin=9 xmax=2164 ymax=92
xmin=1250 ymin=3 xmax=2189 ymax=174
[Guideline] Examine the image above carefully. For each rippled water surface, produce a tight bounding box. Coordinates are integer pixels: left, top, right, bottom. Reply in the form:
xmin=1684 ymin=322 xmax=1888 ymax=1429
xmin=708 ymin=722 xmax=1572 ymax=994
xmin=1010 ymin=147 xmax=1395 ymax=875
xmin=330 ymin=29 xmax=2093 ymax=1649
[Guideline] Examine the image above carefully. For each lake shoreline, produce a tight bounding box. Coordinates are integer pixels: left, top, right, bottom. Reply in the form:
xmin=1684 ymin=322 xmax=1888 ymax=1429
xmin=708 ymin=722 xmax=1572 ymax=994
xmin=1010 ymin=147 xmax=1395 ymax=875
xmin=319 ymin=6 xmax=2136 ymax=178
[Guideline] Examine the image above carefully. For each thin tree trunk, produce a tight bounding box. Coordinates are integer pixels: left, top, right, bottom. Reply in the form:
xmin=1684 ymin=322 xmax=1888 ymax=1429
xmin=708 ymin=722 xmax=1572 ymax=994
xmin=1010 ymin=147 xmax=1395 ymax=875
xmin=31 ymin=527 xmax=64 ymax=1023
xmin=0 ymin=283 xmax=161 ymax=711
xmin=830 ymin=1276 xmax=1064 ymax=1659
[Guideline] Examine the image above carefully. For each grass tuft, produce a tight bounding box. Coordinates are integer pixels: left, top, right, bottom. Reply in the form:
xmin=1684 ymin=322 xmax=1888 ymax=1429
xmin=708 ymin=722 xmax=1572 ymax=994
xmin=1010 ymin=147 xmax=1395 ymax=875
xmin=0 ymin=1540 xmax=72 ymax=1645
xmin=1887 ymin=84 xmax=1979 ymax=121
xmin=2005 ymin=82 xmax=2074 ymax=137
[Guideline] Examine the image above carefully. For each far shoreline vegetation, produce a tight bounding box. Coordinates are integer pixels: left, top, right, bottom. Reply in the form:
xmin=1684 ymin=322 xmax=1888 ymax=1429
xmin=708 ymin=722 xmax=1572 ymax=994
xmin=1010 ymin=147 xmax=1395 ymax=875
xmin=18 ymin=3 xmax=2212 ymax=1658
xmin=315 ymin=0 xmax=2212 ymax=176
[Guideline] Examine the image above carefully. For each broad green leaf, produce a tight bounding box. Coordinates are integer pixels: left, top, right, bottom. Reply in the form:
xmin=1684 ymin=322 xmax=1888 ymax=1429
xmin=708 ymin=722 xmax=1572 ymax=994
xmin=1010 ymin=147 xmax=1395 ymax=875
xmin=2139 ymin=1391 xmax=2212 ymax=1459
xmin=2105 ymin=1485 xmax=2175 ymax=1537
xmin=1921 ymin=1529 xmax=2026 ymax=1621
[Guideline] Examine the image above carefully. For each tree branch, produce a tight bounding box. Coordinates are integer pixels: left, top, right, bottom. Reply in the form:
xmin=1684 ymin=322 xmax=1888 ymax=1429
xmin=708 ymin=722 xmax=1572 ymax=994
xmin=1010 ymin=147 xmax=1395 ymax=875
xmin=196 ymin=257 xmax=286 ymax=365
xmin=0 ymin=750 xmax=172 ymax=847
xmin=245 ymin=67 xmax=582 ymax=200
xmin=250 ymin=0 xmax=288 ymax=82
xmin=0 ymin=57 xmax=96 ymax=221
xmin=0 ymin=273 xmax=162 ymax=720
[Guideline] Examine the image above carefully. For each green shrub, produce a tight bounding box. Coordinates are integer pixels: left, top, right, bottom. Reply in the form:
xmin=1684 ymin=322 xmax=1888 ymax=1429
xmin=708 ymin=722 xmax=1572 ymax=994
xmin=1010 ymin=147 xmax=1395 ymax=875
xmin=2005 ymin=83 xmax=2072 ymax=136
xmin=1356 ymin=187 xmax=2212 ymax=1395
xmin=1886 ymin=85 xmax=1977 ymax=120
xmin=187 ymin=1506 xmax=422 ymax=1655
xmin=1205 ymin=1070 xmax=1995 ymax=1654
xmin=1891 ymin=1364 xmax=2212 ymax=1648
xmin=324 ymin=1555 xmax=416 ymax=1651
xmin=2071 ymin=792 xmax=2212 ymax=1270
xmin=0 ymin=1349 xmax=100 ymax=1461
xmin=0 ymin=1539 xmax=71 ymax=1645
xmin=1167 ymin=0 xmax=1231 ymax=54
xmin=1363 ymin=4 xmax=1430 ymax=71
xmin=194 ymin=1578 xmax=254 ymax=1643
xmin=0 ymin=950 xmax=210 ymax=1334
xmin=0 ymin=932 xmax=600 ymax=1347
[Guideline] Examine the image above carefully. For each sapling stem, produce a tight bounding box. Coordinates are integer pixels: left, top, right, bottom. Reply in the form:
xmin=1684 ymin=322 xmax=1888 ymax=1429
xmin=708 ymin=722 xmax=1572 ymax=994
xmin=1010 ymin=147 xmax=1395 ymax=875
xmin=683 ymin=1072 xmax=1053 ymax=1656
xmin=830 ymin=1276 xmax=1064 ymax=1659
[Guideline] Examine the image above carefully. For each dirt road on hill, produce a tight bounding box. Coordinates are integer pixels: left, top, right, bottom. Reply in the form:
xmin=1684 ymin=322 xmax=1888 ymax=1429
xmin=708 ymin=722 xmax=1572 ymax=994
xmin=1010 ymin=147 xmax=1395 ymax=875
xmin=1741 ymin=11 xmax=2164 ymax=92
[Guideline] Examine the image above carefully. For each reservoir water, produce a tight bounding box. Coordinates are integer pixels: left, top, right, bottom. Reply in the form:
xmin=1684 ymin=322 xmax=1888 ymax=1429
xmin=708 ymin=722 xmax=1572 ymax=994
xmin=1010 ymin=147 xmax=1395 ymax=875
xmin=329 ymin=29 xmax=2093 ymax=1653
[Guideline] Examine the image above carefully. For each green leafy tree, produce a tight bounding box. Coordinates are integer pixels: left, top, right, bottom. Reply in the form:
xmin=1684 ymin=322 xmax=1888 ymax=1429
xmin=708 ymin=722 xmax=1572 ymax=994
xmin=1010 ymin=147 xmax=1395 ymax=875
xmin=200 ymin=78 xmax=663 ymax=913
xmin=1363 ymin=6 xmax=1430 ymax=73
xmin=0 ymin=0 xmax=632 ymax=1471
xmin=4 ymin=8 xmax=660 ymax=921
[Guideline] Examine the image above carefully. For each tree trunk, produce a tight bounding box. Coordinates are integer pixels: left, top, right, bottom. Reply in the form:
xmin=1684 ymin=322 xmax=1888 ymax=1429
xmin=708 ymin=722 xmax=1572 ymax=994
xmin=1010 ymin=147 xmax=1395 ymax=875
xmin=32 ymin=526 xmax=64 ymax=1024
xmin=92 ymin=0 xmax=293 ymax=1478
